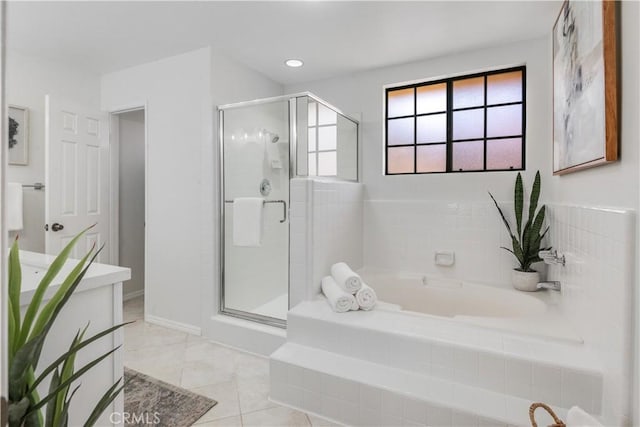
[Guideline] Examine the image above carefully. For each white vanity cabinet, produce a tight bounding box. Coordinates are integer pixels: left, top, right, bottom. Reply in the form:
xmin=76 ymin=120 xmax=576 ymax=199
xmin=18 ymin=250 xmax=130 ymax=426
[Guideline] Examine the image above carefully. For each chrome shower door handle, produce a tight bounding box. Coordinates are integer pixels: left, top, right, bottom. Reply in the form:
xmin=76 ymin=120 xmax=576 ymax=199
xmin=279 ymin=200 xmax=287 ymax=223
xmin=263 ymin=199 xmax=287 ymax=223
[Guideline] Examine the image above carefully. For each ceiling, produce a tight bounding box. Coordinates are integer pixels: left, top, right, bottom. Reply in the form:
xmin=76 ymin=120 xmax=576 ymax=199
xmin=6 ymin=1 xmax=562 ymax=85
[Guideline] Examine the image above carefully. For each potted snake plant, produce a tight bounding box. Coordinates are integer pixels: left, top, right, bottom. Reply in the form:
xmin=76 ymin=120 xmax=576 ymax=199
xmin=7 ymin=226 xmax=127 ymax=426
xmin=489 ymin=171 xmax=551 ymax=291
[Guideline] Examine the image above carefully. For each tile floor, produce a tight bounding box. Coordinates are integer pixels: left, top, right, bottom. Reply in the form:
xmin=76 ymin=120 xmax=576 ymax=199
xmin=123 ymin=297 xmax=337 ymax=427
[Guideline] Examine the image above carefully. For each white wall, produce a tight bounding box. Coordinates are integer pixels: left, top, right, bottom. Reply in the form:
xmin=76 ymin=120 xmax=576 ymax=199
xmin=287 ymin=36 xmax=552 ymax=283
xmin=6 ymin=51 xmax=102 ymax=251
xmin=286 ymin=37 xmax=551 ymax=204
xmin=118 ymin=109 xmax=145 ymax=299
xmin=101 ymin=48 xmax=213 ymax=331
xmin=102 ymin=47 xmax=283 ymax=333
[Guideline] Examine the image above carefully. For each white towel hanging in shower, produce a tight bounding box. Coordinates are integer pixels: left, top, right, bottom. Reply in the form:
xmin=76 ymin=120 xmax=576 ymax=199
xmin=233 ymin=197 xmax=264 ymax=247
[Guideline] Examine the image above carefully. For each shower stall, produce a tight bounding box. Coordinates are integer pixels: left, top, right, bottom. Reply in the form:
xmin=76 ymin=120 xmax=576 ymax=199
xmin=218 ymin=93 xmax=358 ymax=327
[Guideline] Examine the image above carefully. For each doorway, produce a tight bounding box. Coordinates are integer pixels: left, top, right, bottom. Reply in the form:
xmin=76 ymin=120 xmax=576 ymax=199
xmin=111 ymin=108 xmax=147 ymax=310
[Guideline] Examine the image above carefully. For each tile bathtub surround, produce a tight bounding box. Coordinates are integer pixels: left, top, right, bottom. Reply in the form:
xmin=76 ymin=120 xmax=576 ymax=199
xmin=363 ymin=199 xmax=525 ymax=286
xmin=360 ymin=200 xmax=634 ymax=425
xmin=285 ymin=300 xmax=603 ymax=415
xmin=271 ymin=343 xmax=530 ymax=427
xmin=290 ymin=178 xmax=364 ymax=306
xmin=546 ymin=204 xmax=635 ymax=426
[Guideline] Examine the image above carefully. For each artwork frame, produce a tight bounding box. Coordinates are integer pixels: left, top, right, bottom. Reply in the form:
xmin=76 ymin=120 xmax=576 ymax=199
xmin=8 ymin=104 xmax=29 ymax=166
xmin=552 ymin=0 xmax=618 ymax=175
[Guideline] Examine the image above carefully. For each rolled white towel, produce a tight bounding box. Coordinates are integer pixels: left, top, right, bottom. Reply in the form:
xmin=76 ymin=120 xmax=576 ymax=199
xmin=321 ymin=276 xmax=357 ymax=313
xmin=566 ymin=406 xmax=603 ymax=427
xmin=355 ymin=282 xmax=377 ymax=311
xmin=330 ymin=262 xmax=362 ymax=294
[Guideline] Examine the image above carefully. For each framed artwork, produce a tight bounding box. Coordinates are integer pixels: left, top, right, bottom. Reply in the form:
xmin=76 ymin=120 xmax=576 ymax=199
xmin=552 ymin=0 xmax=618 ymax=175
xmin=8 ymin=104 xmax=29 ymax=165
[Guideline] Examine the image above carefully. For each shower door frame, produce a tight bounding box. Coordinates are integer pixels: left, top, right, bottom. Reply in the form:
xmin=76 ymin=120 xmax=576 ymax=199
xmin=217 ymin=92 xmax=359 ymax=328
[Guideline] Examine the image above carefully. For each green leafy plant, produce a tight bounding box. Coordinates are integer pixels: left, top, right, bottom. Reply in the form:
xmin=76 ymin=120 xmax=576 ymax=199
xmin=489 ymin=171 xmax=551 ymax=272
xmin=8 ymin=226 xmax=128 ymax=426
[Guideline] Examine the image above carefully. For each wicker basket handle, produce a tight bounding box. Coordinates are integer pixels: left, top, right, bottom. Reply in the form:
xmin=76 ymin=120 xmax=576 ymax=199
xmin=529 ymin=402 xmax=566 ymax=427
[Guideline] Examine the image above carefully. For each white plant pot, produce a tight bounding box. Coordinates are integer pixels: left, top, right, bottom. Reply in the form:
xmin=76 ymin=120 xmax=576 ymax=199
xmin=511 ymin=269 xmax=540 ymax=292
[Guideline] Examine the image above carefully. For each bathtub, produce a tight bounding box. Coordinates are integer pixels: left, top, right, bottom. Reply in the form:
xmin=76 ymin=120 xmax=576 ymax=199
xmin=275 ymin=270 xmax=603 ymax=425
xmin=359 ymin=270 xmax=581 ymax=343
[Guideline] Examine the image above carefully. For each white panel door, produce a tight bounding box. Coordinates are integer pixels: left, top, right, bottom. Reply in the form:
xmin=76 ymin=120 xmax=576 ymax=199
xmin=45 ymin=95 xmax=110 ymax=262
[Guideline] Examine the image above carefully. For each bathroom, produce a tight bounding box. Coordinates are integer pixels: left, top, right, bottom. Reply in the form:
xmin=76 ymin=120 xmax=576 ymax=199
xmin=0 ymin=1 xmax=639 ymax=426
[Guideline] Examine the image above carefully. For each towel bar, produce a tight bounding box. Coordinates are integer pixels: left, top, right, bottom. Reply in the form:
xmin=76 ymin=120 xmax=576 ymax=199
xmin=224 ymin=199 xmax=287 ymax=223
xmin=22 ymin=182 xmax=45 ymax=190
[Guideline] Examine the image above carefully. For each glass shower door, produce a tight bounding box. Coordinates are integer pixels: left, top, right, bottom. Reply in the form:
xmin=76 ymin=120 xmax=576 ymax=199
xmin=220 ymin=99 xmax=290 ymax=325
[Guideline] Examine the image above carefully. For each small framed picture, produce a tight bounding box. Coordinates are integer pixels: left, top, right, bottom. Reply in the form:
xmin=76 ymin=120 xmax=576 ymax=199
xmin=8 ymin=105 xmax=29 ymax=165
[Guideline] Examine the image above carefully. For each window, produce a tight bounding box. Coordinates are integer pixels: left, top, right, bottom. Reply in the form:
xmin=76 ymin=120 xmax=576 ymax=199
xmin=385 ymin=66 xmax=526 ymax=175
xmin=308 ymin=101 xmax=338 ymax=176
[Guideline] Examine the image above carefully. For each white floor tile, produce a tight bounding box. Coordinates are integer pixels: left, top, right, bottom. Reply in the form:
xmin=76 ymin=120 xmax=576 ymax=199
xmin=122 ymin=298 xmax=321 ymax=426
xmin=191 ymin=380 xmax=241 ymax=422
xmin=241 ymin=406 xmax=311 ymax=427
xmin=237 ymin=374 xmax=277 ymax=413
xmin=194 ymin=415 xmax=243 ymax=427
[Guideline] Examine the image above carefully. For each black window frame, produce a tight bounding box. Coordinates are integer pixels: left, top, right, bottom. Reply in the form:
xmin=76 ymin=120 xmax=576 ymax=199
xmin=384 ymin=66 xmax=526 ymax=175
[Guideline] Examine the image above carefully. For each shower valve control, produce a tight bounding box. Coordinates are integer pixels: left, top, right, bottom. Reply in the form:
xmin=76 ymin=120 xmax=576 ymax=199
xmin=260 ymin=179 xmax=272 ymax=196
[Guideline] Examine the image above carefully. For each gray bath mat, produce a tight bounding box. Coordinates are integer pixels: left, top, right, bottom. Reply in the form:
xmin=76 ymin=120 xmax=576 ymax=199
xmin=124 ymin=368 xmax=217 ymax=426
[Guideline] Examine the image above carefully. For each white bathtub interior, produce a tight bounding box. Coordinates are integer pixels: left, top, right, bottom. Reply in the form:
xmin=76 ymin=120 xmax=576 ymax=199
xmin=361 ymin=270 xmax=580 ymax=343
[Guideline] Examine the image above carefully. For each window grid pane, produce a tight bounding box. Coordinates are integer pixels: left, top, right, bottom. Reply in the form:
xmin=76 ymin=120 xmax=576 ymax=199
xmin=387 ymin=88 xmax=415 ymax=118
xmin=452 ymin=140 xmax=484 ymax=171
xmin=487 ymin=71 xmax=523 ymax=105
xmin=385 ymin=66 xmax=525 ymax=174
xmin=308 ymin=103 xmax=339 ymax=177
xmin=417 ymin=83 xmax=447 ymax=114
xmin=453 ymin=76 xmax=485 ymax=109
xmin=387 ymin=146 xmax=415 ymax=174
xmin=387 ymin=117 xmax=415 ymax=146
xmin=417 ymin=113 xmax=447 ymax=144
xmin=417 ymin=144 xmax=446 ymax=173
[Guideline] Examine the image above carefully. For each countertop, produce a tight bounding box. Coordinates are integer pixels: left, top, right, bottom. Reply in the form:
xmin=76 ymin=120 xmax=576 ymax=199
xmin=17 ymin=250 xmax=131 ymax=304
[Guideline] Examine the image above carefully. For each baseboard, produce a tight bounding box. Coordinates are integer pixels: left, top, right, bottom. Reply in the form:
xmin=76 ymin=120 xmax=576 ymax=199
xmin=123 ymin=289 xmax=144 ymax=301
xmin=145 ymin=314 xmax=201 ymax=336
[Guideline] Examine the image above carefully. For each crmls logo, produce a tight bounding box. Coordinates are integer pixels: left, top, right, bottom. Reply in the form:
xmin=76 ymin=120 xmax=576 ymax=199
xmin=110 ymin=412 xmax=161 ymax=424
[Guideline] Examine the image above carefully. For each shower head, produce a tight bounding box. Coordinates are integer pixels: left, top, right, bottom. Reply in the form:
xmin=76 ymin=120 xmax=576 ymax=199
xmin=263 ymin=129 xmax=279 ymax=143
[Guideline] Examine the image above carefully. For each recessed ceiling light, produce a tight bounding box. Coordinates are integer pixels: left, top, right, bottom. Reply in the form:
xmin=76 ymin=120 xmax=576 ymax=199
xmin=285 ymin=59 xmax=304 ymax=68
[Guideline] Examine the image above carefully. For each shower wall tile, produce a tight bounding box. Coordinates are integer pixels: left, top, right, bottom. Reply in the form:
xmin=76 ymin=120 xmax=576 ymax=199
xmin=546 ymin=205 xmax=634 ymax=425
xmin=310 ymin=180 xmax=364 ymax=296
xmin=289 ymin=178 xmax=364 ymax=307
xmin=289 ymin=179 xmax=313 ymax=308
